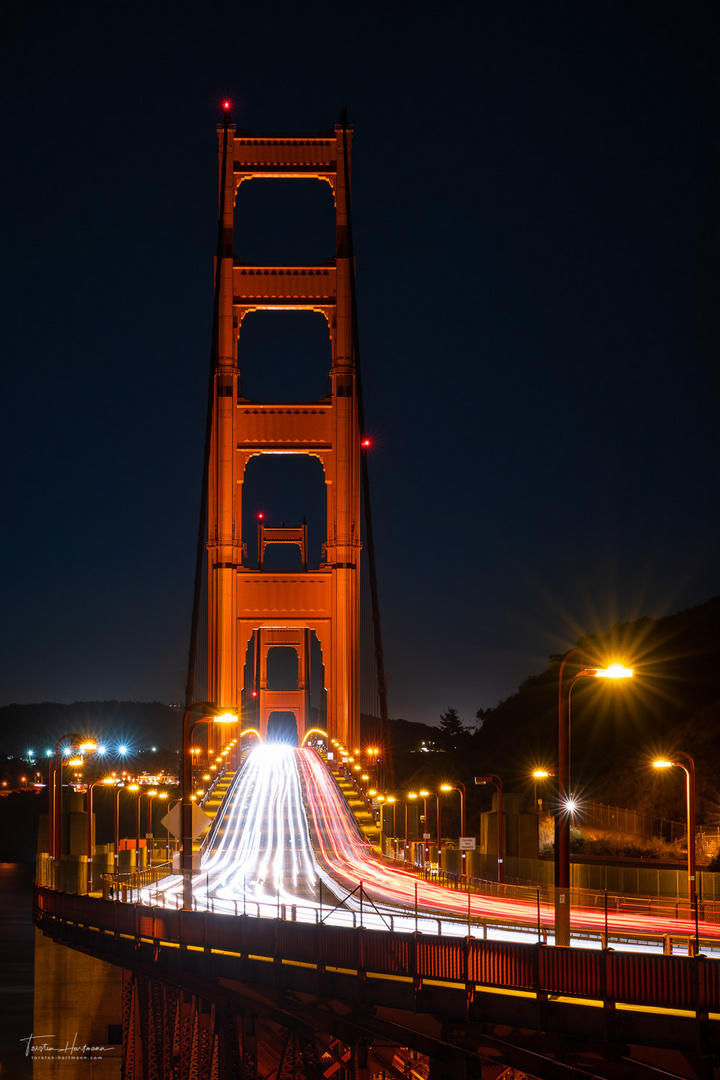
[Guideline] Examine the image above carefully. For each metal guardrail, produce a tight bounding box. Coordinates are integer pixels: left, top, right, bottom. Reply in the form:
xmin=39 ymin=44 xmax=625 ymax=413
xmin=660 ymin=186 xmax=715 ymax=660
xmin=33 ymin=883 xmax=720 ymax=1015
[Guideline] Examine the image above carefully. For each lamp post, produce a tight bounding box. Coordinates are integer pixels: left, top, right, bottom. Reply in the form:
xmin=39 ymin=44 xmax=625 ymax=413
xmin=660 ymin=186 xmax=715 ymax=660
xmin=119 ymin=783 xmax=140 ymax=868
xmin=435 ymin=791 xmax=442 ymax=868
xmin=86 ymin=776 xmax=114 ymax=864
xmin=441 ymin=783 xmax=467 ymax=880
xmin=653 ymin=754 xmax=696 ymax=911
xmin=49 ymin=734 xmax=96 ymax=860
xmin=111 ymin=781 xmax=124 ymax=870
xmin=418 ymin=790 xmax=431 ymax=865
xmin=182 ymin=702 xmax=237 ymax=908
xmin=407 ymin=793 xmax=418 ymax=865
xmin=556 ymin=652 xmax=633 ymax=946
xmin=532 ymin=769 xmax=553 ymax=812
xmin=386 ymin=797 xmax=398 ymax=858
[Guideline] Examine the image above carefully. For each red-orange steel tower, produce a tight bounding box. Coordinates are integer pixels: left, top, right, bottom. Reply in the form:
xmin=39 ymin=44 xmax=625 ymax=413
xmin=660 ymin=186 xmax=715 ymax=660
xmin=207 ymin=121 xmax=360 ymax=750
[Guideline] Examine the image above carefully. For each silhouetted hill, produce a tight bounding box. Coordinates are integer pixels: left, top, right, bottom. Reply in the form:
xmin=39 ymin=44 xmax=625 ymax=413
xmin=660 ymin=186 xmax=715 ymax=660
xmin=471 ymin=596 xmax=720 ymax=821
xmin=0 ymin=700 xmax=181 ymax=756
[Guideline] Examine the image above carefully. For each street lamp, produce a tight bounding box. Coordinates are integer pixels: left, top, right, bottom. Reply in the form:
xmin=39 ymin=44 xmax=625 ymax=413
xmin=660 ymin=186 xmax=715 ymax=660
xmin=441 ymin=783 xmax=467 ymax=880
xmin=406 ymin=793 xmax=418 ymax=865
xmin=532 ymin=768 xmax=554 ymax=812
xmin=475 ymin=775 xmax=503 ymax=883
xmin=182 ymin=702 xmax=237 ymax=908
xmin=86 ymin=776 xmax=115 ymax=872
xmin=435 ymin=790 xmax=443 ymax=867
xmin=120 ymin=783 xmax=141 ymax=866
xmin=556 ymin=650 xmax=633 ymax=946
xmin=386 ymin=796 xmax=398 ymax=858
xmin=107 ymin=778 xmax=124 ymax=870
xmin=654 ymin=754 xmax=696 ymax=912
xmin=418 ymin=790 xmax=431 ymax=864
xmin=49 ymin=736 xmax=96 ymax=860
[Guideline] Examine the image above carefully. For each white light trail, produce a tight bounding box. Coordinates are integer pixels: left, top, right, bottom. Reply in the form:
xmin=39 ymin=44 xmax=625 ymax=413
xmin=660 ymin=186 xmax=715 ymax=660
xmin=142 ymin=746 xmax=720 ymax=953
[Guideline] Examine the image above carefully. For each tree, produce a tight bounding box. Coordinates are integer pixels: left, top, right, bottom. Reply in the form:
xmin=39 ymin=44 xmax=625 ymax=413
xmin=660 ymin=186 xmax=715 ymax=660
xmin=438 ymin=707 xmax=470 ymax=750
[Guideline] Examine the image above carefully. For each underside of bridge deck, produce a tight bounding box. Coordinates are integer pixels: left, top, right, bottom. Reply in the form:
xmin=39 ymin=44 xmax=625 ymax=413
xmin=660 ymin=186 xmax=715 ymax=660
xmin=36 ymin=907 xmax=718 ymax=1080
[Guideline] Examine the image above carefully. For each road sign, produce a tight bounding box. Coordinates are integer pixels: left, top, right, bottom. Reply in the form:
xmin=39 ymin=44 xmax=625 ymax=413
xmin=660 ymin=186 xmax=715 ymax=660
xmin=459 ymin=836 xmax=476 ymax=851
xmin=161 ymin=802 xmax=213 ymax=840
xmin=422 ymin=832 xmax=431 ymax=840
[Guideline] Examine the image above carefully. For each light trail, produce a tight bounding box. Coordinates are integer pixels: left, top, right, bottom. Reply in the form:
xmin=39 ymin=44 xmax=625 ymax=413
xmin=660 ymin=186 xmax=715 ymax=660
xmin=144 ymin=746 xmax=720 ymax=951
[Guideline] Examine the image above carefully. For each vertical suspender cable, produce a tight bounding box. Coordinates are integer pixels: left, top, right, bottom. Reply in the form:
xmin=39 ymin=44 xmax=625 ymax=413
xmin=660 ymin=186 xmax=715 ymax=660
xmin=340 ymin=108 xmax=394 ymax=788
xmin=184 ymin=110 xmax=232 ymax=711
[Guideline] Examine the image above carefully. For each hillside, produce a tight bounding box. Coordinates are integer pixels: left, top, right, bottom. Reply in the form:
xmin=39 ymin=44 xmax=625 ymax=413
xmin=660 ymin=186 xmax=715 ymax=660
xmin=446 ymin=596 xmax=720 ymax=823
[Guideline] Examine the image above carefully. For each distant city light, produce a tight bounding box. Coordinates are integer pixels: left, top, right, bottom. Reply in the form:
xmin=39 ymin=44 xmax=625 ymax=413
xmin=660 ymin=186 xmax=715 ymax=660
xmin=45 ymin=749 xmax=53 ymax=758
xmin=96 ymin=745 xmax=107 ymax=755
xmin=118 ymin=745 xmax=129 ymax=755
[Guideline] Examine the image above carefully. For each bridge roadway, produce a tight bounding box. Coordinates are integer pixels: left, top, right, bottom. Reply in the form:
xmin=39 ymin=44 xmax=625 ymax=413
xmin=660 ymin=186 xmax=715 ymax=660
xmin=150 ymin=745 xmax=719 ymax=951
xmin=34 ymin=746 xmax=720 ymax=1077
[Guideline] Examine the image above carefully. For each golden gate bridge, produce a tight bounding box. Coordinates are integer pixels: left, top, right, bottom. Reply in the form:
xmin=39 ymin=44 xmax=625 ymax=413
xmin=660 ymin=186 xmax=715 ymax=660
xmin=33 ymin=110 xmax=720 ymax=1080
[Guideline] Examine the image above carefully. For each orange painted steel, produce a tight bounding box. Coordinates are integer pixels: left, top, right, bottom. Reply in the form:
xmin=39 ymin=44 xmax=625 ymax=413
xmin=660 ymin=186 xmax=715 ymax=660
xmin=208 ymin=123 xmax=361 ymax=750
xmin=33 ymin=885 xmax=720 ymax=1015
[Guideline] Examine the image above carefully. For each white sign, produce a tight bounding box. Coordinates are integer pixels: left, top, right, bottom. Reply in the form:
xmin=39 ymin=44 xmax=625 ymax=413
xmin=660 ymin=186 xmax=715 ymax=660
xmin=161 ymin=802 xmax=213 ymax=840
xmin=327 ymin=752 xmax=334 ymax=760
xmin=459 ymin=836 xmax=476 ymax=851
xmin=423 ymin=832 xmax=431 ymax=840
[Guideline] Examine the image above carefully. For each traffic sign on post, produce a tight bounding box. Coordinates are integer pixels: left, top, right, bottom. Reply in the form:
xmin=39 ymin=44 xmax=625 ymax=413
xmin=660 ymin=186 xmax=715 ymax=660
xmin=161 ymin=802 xmax=212 ymax=840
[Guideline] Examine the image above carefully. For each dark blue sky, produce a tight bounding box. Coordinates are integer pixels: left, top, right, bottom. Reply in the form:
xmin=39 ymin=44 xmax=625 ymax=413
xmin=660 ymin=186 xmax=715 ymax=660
xmin=0 ymin=1 xmax=717 ymax=726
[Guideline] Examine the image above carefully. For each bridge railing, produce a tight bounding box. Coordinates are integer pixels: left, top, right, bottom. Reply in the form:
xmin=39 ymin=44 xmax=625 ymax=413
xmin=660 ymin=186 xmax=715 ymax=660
xmin=33 ymin=883 xmax=720 ymax=1016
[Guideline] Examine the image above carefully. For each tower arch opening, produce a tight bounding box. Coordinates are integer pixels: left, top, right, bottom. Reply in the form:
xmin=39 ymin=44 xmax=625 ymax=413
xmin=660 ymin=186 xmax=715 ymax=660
xmin=266 ymin=711 xmax=299 ymax=745
xmin=242 ymin=454 xmax=326 ymax=569
xmin=238 ymin=311 xmax=331 ymax=403
xmin=234 ymin=178 xmax=335 ymax=266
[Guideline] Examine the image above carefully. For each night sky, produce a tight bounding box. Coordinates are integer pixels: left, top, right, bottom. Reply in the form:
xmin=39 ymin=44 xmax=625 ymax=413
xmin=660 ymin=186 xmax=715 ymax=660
xmin=1 ymin=2 xmax=717 ymax=728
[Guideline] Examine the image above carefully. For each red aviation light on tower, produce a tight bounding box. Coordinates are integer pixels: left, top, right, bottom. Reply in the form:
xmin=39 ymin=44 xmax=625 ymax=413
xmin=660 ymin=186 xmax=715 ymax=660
xmin=257 ymin=512 xmax=264 ymax=521
xmin=223 ymin=100 xmax=231 ymax=111
xmin=361 ymin=437 xmax=371 ymax=450
xmin=251 ymin=690 xmax=258 ymax=699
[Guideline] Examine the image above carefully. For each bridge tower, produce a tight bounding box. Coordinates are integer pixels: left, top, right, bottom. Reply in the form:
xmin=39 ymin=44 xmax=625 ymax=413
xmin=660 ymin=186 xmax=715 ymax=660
xmin=207 ymin=116 xmax=361 ymax=750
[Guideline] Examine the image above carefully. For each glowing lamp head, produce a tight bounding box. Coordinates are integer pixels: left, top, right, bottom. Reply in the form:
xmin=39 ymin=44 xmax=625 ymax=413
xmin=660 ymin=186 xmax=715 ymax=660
xmin=148 ymin=790 xmax=157 ymax=797
xmin=564 ymin=796 xmax=579 ymax=815
xmin=595 ymin=663 xmax=633 ymax=679
xmin=653 ymin=759 xmax=674 ymax=769
xmin=118 ymin=745 xmax=128 ymax=755
xmin=67 ymin=756 xmax=84 ymax=767
xmin=158 ymin=792 xmax=168 ymax=800
xmin=533 ymin=769 xmax=550 ymax=779
xmin=419 ymin=789 xmax=430 ymax=797
xmin=387 ymin=796 xmax=396 ymax=804
xmin=127 ymin=784 xmax=139 ymax=792
xmin=213 ymin=712 xmax=237 ymax=723
xmin=440 ymin=784 xmax=453 ymax=792
xmin=102 ymin=777 xmax=115 ymax=785
xmin=78 ymin=741 xmax=97 ymax=752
